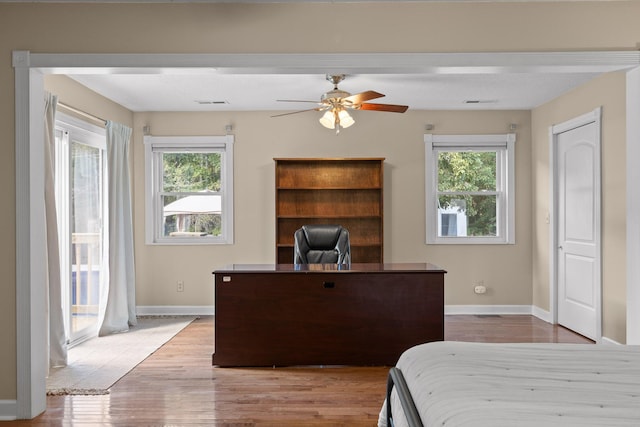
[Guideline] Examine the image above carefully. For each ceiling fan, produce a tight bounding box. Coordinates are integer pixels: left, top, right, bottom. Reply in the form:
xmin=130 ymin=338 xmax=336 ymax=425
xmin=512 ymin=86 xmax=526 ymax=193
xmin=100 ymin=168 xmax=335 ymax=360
xmin=273 ymin=74 xmax=409 ymax=134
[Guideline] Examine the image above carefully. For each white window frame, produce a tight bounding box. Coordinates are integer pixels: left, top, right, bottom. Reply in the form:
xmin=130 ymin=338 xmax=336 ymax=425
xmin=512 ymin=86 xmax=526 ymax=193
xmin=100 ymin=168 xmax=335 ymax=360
xmin=425 ymin=133 xmax=515 ymax=245
xmin=144 ymin=135 xmax=234 ymax=245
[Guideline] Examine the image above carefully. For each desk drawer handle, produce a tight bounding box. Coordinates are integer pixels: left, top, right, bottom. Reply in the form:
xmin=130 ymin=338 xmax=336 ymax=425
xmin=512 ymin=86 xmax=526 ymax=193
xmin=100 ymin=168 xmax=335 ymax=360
xmin=323 ymin=281 xmax=335 ymax=289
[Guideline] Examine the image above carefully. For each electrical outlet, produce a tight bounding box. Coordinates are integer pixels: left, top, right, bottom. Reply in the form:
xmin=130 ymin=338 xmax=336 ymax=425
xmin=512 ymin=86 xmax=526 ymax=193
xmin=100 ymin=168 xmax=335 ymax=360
xmin=177 ymin=281 xmax=184 ymax=292
xmin=474 ymin=280 xmax=486 ymax=294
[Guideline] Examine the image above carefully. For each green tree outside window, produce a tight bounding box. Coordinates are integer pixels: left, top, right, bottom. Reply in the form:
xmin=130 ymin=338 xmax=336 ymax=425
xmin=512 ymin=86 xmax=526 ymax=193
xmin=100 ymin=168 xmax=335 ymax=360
xmin=161 ymin=152 xmax=222 ymax=237
xmin=437 ymin=151 xmax=498 ymax=237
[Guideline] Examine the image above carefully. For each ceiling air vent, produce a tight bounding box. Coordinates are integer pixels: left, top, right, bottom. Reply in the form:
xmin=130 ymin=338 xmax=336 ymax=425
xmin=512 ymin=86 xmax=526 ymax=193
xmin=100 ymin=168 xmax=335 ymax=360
xmin=195 ymin=100 xmax=229 ymax=105
xmin=464 ymin=99 xmax=497 ymax=105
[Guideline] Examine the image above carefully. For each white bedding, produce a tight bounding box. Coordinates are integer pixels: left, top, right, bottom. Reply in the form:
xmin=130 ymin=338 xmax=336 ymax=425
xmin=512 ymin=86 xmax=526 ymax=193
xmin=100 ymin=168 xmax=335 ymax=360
xmin=379 ymin=341 xmax=640 ymax=427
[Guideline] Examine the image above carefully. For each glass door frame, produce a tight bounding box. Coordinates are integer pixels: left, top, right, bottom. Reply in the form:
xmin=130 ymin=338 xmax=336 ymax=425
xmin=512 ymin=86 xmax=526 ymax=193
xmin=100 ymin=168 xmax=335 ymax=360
xmin=55 ymin=112 xmax=107 ymax=346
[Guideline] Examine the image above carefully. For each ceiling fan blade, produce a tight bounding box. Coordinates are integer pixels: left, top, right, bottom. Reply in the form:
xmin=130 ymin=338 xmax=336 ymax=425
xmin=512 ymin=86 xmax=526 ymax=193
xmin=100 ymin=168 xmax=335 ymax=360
xmin=359 ymin=103 xmax=409 ymax=113
xmin=343 ymin=90 xmax=385 ymax=105
xmin=271 ymin=107 xmax=323 ymax=118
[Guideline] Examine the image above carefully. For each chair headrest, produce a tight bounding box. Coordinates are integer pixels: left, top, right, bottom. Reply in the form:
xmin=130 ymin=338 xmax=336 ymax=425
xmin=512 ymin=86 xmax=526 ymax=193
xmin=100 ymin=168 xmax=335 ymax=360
xmin=302 ymin=225 xmax=344 ymax=249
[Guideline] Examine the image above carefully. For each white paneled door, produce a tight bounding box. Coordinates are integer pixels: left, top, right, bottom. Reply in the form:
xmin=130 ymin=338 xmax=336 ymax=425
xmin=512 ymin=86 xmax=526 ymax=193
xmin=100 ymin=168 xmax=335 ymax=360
xmin=556 ymin=115 xmax=601 ymax=341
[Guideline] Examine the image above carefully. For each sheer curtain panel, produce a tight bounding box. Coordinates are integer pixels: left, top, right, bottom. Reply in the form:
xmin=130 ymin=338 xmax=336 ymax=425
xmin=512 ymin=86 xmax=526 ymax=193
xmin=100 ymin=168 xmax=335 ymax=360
xmin=98 ymin=121 xmax=137 ymax=336
xmin=44 ymin=92 xmax=68 ymax=368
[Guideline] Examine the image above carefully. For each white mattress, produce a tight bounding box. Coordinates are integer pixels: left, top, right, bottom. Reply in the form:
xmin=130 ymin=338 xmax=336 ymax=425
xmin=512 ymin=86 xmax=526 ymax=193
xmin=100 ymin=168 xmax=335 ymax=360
xmin=379 ymin=341 xmax=640 ymax=427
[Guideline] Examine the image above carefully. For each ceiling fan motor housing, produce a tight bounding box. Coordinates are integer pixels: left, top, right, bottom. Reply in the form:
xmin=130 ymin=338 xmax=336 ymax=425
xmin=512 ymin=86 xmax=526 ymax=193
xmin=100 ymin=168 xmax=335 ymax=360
xmin=321 ymin=89 xmax=352 ymax=105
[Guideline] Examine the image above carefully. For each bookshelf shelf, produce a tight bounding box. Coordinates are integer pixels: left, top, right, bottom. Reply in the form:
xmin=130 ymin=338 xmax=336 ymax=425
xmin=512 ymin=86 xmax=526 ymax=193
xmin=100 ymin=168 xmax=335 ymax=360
xmin=275 ymin=158 xmax=384 ymax=264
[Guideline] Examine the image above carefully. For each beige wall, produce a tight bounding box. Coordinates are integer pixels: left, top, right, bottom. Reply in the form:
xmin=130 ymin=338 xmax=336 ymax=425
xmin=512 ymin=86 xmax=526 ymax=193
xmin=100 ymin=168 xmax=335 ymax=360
xmin=2 ymin=0 xmax=640 ymax=403
xmin=45 ymin=75 xmax=134 ymax=127
xmin=531 ymin=71 xmax=628 ymax=343
xmin=132 ymin=110 xmax=531 ymax=308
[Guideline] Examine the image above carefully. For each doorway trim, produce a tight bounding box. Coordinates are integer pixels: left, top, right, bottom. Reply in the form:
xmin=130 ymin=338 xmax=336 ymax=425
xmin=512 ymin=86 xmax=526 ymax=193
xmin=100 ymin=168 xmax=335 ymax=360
xmin=12 ymin=50 xmax=640 ymax=419
xmin=549 ymin=107 xmax=602 ymax=343
xmin=626 ymin=67 xmax=640 ymax=345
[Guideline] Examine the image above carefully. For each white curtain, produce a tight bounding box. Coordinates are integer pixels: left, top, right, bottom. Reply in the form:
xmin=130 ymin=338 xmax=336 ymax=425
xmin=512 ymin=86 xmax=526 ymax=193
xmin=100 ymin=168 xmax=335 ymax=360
xmin=44 ymin=92 xmax=68 ymax=368
xmin=98 ymin=121 xmax=137 ymax=336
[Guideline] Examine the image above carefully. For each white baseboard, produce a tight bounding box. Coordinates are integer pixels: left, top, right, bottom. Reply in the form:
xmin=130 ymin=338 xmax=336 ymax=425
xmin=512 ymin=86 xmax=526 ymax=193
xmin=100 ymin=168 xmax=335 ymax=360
xmin=445 ymin=305 xmax=533 ymax=315
xmin=531 ymin=305 xmax=553 ymax=323
xmin=445 ymin=305 xmax=555 ymax=325
xmin=136 ymin=305 xmax=214 ymax=316
xmin=602 ymin=336 xmax=622 ymax=345
xmin=139 ymin=305 xmax=549 ymax=319
xmin=142 ymin=305 xmax=536 ymax=317
xmin=0 ymin=400 xmax=17 ymax=421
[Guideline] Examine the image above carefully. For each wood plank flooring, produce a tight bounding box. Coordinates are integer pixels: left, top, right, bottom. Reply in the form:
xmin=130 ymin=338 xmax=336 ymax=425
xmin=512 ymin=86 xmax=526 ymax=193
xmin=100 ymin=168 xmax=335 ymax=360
xmin=12 ymin=315 xmax=592 ymax=426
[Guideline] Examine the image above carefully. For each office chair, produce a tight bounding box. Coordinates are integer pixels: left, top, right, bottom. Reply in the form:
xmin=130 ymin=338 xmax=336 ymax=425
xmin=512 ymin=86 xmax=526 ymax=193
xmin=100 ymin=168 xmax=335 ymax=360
xmin=294 ymin=224 xmax=351 ymax=265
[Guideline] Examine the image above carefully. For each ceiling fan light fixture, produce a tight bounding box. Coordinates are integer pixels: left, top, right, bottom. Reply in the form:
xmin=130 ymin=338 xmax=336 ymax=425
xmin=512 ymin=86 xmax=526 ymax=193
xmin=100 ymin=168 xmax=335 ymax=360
xmin=338 ymin=109 xmax=355 ymax=128
xmin=319 ymin=110 xmax=336 ymax=129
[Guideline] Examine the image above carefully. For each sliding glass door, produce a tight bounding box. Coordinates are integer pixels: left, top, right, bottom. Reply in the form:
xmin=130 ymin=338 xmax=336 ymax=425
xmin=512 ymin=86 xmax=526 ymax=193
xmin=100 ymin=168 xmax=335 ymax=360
xmin=55 ymin=114 xmax=107 ymax=345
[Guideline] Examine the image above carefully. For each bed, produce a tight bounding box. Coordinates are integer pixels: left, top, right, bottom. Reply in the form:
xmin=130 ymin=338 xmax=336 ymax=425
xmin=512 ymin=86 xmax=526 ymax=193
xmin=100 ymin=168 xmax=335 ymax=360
xmin=379 ymin=341 xmax=640 ymax=427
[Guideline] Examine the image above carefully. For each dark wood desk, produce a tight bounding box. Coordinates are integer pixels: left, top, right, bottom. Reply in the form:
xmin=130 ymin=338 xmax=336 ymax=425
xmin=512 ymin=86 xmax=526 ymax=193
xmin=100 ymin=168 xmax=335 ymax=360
xmin=212 ymin=263 xmax=446 ymax=367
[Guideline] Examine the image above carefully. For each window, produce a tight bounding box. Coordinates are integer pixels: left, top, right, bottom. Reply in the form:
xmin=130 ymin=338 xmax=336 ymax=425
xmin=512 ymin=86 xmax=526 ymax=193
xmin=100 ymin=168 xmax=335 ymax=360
xmin=144 ymin=135 xmax=234 ymax=245
xmin=425 ymin=134 xmax=515 ymax=244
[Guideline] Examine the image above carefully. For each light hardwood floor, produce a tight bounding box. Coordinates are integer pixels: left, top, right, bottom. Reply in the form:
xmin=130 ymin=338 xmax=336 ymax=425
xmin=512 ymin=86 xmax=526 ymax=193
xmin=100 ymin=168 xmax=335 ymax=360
xmin=11 ymin=315 xmax=592 ymax=426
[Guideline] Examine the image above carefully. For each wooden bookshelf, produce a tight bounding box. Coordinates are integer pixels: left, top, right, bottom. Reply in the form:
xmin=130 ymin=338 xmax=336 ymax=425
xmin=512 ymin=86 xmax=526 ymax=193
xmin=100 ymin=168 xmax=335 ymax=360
xmin=274 ymin=158 xmax=384 ymax=264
